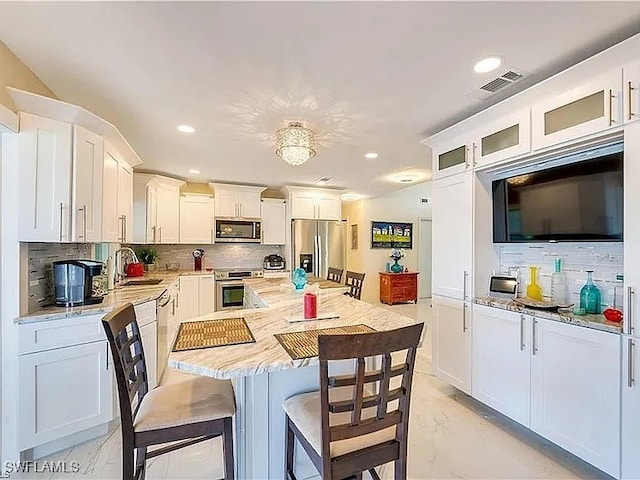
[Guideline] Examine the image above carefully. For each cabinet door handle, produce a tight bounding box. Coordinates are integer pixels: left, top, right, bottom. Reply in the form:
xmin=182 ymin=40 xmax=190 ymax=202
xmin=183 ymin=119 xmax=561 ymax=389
xmin=462 ymin=271 xmax=468 ymax=300
xmin=59 ymin=202 xmax=65 ymax=241
xmin=472 ymin=143 xmax=477 ymax=166
xmin=106 ymin=342 xmax=109 ymax=371
xmin=83 ymin=204 xmax=88 ymax=241
xmin=211 ymin=228 xmax=214 ymax=244
xmin=532 ymin=318 xmax=538 ymax=355
xmin=628 ymin=81 xmax=635 ymax=121
xmin=462 ymin=303 xmax=467 ymax=333
xmin=628 ymin=286 xmax=634 ymax=335
xmin=520 ymin=314 xmax=525 ymax=351
xmin=123 ymin=214 xmax=127 ymax=242
xmin=118 ymin=215 xmax=124 ymax=242
xmin=158 ymin=226 xmax=162 ymax=243
xmin=628 ymin=338 xmax=635 ymax=388
xmin=152 ymin=225 xmax=156 ymax=243
xmin=608 ymin=89 xmax=615 ymax=126
xmin=465 ymin=146 xmax=470 ymax=168
xmin=172 ymin=298 xmax=175 ymax=316
xmin=77 ymin=205 xmax=85 ymax=240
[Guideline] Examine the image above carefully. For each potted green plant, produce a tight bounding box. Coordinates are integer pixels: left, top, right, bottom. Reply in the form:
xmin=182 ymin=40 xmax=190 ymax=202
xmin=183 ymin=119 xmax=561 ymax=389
xmin=136 ymin=247 xmax=158 ymax=272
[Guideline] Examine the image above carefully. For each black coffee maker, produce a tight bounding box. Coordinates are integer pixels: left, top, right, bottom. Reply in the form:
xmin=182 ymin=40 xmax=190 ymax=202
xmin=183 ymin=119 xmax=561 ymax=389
xmin=52 ymin=260 xmax=105 ymax=307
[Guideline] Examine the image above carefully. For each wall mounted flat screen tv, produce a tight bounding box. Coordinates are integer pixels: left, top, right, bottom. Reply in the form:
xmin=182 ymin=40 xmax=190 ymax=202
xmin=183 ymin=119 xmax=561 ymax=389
xmin=493 ymin=148 xmax=623 ymax=243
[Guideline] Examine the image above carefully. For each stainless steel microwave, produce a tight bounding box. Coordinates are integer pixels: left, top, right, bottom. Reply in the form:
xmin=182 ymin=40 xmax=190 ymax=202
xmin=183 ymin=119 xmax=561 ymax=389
xmin=215 ymin=219 xmax=261 ymax=243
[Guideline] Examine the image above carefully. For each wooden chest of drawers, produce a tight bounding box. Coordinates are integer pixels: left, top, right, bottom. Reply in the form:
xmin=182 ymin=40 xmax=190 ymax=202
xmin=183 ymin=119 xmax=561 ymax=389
xmin=379 ymin=272 xmax=419 ymax=305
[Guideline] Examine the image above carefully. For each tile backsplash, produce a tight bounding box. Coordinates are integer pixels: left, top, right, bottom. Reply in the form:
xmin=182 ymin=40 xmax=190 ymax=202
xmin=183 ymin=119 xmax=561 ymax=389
xmin=27 ymin=242 xmax=93 ymax=312
xmin=128 ymin=244 xmax=285 ymax=271
xmin=497 ymin=242 xmax=624 ymax=309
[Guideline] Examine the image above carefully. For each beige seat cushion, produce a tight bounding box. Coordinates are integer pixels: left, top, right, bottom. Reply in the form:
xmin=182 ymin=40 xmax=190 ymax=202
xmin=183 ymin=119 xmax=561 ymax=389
xmin=134 ymin=376 xmax=235 ymax=432
xmin=282 ymin=387 xmax=396 ymax=458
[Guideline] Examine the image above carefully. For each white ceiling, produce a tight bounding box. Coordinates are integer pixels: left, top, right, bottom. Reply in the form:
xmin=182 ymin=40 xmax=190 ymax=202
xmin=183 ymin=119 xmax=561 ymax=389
xmin=1 ymin=2 xmax=640 ymax=197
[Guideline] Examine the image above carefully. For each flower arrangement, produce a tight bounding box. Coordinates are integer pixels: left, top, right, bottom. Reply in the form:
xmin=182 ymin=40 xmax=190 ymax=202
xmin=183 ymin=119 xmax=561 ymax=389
xmin=389 ymin=248 xmax=405 ymax=261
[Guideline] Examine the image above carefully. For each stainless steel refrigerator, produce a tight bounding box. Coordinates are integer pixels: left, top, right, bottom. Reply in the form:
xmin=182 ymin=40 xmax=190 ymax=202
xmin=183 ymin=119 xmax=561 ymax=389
xmin=291 ymin=220 xmax=346 ymax=279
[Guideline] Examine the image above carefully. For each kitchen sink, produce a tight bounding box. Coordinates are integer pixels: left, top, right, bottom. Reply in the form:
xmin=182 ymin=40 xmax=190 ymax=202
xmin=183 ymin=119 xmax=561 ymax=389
xmin=121 ymin=278 xmax=163 ymax=287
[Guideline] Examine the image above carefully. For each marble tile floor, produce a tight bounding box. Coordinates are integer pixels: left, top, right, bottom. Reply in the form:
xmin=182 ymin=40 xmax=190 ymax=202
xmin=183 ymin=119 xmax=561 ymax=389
xmin=18 ymin=299 xmax=611 ymax=480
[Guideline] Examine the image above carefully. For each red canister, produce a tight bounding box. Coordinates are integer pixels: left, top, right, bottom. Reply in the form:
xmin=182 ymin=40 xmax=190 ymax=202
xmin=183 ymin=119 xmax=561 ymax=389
xmin=304 ymin=292 xmax=317 ymax=319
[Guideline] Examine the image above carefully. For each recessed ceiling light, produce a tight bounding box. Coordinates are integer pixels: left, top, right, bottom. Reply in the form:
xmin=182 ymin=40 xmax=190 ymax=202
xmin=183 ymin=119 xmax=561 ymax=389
xmin=474 ymin=56 xmax=502 ymax=74
xmin=188 ymin=169 xmax=200 ymax=174
xmin=315 ymin=176 xmax=334 ymax=183
xmin=398 ymin=176 xmax=416 ymax=183
xmin=365 ymin=152 xmax=379 ymax=159
xmin=341 ymin=193 xmax=364 ymax=201
xmin=177 ymin=125 xmax=196 ymax=133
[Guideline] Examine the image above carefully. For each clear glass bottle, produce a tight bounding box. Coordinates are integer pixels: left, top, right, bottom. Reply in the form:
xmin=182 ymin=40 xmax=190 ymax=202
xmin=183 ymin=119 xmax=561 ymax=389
xmin=526 ymin=266 xmax=543 ymax=300
xmin=550 ymin=258 xmax=567 ymax=304
xmin=580 ymin=270 xmax=601 ymax=314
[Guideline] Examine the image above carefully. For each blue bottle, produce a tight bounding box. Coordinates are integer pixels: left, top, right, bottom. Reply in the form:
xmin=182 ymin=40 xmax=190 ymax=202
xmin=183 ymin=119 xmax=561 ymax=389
xmin=579 ymin=270 xmax=601 ymax=314
xmin=292 ymin=268 xmax=308 ymax=291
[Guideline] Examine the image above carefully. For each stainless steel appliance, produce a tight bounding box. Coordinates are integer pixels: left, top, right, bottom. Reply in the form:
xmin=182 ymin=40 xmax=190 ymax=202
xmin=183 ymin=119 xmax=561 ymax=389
xmin=291 ymin=219 xmax=346 ymax=279
xmin=215 ymin=219 xmax=261 ymax=243
xmin=52 ymin=259 xmax=104 ymax=307
xmin=215 ymin=269 xmax=264 ymax=311
xmin=263 ymin=254 xmax=286 ymax=270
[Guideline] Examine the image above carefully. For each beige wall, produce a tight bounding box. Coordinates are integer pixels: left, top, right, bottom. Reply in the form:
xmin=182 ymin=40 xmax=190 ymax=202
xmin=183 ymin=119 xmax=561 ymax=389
xmin=344 ymin=181 xmax=433 ymax=303
xmin=0 ymin=40 xmax=57 ymax=111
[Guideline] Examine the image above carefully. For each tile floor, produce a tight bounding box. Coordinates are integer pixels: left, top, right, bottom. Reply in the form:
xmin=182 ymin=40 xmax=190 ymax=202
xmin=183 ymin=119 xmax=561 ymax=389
xmin=18 ymin=300 xmax=611 ymax=480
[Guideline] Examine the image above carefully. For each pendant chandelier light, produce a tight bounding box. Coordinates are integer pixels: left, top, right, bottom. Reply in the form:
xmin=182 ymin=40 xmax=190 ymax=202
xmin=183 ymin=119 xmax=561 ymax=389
xmin=275 ymin=121 xmax=316 ymax=166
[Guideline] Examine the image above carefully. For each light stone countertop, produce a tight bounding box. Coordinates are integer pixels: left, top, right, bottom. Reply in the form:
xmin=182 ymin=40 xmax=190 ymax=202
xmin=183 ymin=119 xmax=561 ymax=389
xmin=243 ymin=276 xmax=349 ymax=308
xmin=169 ymin=291 xmax=421 ymax=379
xmin=16 ymin=270 xmax=215 ymax=324
xmin=474 ymin=297 xmax=623 ymax=334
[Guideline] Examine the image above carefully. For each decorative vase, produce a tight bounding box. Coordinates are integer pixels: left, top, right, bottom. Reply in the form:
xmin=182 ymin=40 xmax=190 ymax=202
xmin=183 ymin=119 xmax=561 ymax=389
xmin=580 ymin=270 xmax=601 ymax=314
xmin=292 ymin=268 xmax=308 ymax=291
xmin=526 ymin=266 xmax=543 ymax=300
xmin=390 ymin=258 xmax=403 ymax=273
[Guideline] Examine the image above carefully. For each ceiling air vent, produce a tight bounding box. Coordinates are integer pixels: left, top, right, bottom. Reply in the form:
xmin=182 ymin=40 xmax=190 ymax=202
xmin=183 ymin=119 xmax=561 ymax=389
xmin=480 ymin=70 xmax=526 ymax=94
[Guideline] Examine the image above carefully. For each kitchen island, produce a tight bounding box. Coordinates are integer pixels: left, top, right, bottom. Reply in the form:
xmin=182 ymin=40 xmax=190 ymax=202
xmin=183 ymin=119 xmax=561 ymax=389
xmin=169 ymin=280 xmax=421 ymax=479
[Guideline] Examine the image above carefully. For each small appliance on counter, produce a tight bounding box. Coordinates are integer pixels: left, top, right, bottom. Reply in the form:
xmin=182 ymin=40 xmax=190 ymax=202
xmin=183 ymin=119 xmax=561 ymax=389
xmin=53 ymin=260 xmax=105 ymax=307
xmin=264 ymin=254 xmax=285 ymax=270
xmin=193 ymin=249 xmax=205 ymax=271
xmin=488 ymin=275 xmax=518 ymax=299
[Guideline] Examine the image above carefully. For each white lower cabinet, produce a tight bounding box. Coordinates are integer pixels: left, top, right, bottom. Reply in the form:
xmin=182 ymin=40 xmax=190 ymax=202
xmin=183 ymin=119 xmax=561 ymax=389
xmin=19 ymin=341 xmax=112 ymax=450
xmin=433 ymin=296 xmax=472 ymax=394
xmin=529 ymin=317 xmax=621 ymax=477
xmin=139 ymin=322 xmax=158 ymax=390
xmin=472 ymin=306 xmax=531 ymax=426
xmin=621 ymin=336 xmax=640 ymax=479
xmin=178 ymin=275 xmax=215 ymax=323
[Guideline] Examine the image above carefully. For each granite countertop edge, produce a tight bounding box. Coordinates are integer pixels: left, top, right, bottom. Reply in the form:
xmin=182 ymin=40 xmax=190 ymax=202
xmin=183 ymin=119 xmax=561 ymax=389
xmin=474 ymin=297 xmax=623 ymax=334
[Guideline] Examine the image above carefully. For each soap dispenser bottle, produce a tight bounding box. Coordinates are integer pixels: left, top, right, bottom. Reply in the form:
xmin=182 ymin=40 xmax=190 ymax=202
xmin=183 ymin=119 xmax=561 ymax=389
xmin=550 ymin=258 xmax=567 ymax=304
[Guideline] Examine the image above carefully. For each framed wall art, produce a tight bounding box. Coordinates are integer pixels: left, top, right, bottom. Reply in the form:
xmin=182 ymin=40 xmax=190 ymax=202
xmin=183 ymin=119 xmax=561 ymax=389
xmin=371 ymin=221 xmax=413 ymax=249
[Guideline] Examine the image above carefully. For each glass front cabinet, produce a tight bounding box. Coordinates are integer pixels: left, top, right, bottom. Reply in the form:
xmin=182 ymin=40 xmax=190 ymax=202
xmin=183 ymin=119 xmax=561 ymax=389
xmin=473 ymin=109 xmax=531 ymax=168
xmin=531 ymin=69 xmax=622 ymax=150
xmin=432 ymin=136 xmax=471 ymax=179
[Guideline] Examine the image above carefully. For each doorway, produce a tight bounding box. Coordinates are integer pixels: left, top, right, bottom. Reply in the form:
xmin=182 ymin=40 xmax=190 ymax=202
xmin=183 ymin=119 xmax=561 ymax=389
xmin=418 ymin=218 xmax=432 ymax=299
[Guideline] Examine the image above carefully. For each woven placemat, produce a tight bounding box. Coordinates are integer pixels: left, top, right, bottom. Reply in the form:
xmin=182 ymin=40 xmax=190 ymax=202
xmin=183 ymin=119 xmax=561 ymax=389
xmin=172 ymin=318 xmax=255 ymax=352
xmin=274 ymin=324 xmax=375 ymax=360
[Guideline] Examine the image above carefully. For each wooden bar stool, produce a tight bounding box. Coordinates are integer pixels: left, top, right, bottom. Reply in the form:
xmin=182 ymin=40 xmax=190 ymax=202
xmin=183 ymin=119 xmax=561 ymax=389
xmin=344 ymin=271 xmax=366 ymax=300
xmin=102 ymin=303 xmax=236 ymax=480
xmin=283 ymin=323 xmax=424 ymax=480
xmin=327 ymin=267 xmax=345 ymax=283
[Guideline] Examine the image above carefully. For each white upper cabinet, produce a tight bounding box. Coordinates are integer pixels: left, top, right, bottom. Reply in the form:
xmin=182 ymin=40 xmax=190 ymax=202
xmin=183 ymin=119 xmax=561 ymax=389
xmin=211 ymin=184 xmax=265 ymax=219
xmin=117 ymin=157 xmax=133 ymax=243
xmin=532 ymin=69 xmax=622 ymax=150
xmin=624 ymin=123 xmax=640 ymax=337
xmin=623 ymin=60 xmax=640 ymax=124
xmin=72 ymin=125 xmax=104 ymax=243
xmin=102 ymin=148 xmax=120 ymax=242
xmin=132 ymin=174 xmax=184 ymax=244
xmin=180 ymin=195 xmax=215 ymax=244
xmin=432 ymin=171 xmax=473 ymax=300
xmin=18 ymin=112 xmax=73 ymax=242
xmin=530 ymin=318 xmax=621 ymax=477
xmin=261 ymin=199 xmax=286 ymax=245
xmin=473 ymin=109 xmax=531 ymax=169
xmin=432 ymin=135 xmax=472 ymax=179
xmin=286 ymin=186 xmax=342 ymax=220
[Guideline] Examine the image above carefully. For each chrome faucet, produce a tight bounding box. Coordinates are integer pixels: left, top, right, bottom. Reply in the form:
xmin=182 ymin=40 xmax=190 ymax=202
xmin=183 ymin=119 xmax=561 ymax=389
xmin=114 ymin=247 xmax=140 ymax=285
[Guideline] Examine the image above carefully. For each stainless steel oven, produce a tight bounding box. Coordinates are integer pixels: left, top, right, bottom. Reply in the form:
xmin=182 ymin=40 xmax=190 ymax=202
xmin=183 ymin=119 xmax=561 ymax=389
xmin=215 ymin=269 xmax=263 ymax=311
xmin=215 ymin=219 xmax=261 ymax=243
